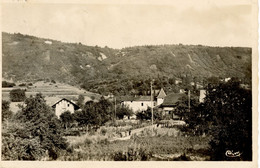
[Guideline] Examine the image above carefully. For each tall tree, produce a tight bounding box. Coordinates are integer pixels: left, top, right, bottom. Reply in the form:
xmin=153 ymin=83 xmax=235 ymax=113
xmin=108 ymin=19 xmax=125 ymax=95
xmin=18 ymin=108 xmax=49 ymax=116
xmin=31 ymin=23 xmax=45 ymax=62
xmin=76 ymin=94 xmax=85 ymax=108
xmin=115 ymin=104 xmax=133 ymax=120
xmin=180 ymin=80 xmax=252 ymax=161
xmin=74 ymin=97 xmax=113 ymax=129
xmin=60 ymin=111 xmax=74 ymax=130
xmin=2 ymin=93 xmax=67 ymax=160
xmin=204 ymin=80 xmax=252 ymax=161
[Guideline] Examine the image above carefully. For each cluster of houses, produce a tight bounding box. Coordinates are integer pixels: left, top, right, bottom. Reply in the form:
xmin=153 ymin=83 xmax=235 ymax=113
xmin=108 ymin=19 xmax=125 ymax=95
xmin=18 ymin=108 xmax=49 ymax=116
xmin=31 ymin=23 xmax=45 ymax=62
xmin=45 ymin=76 xmax=248 ymax=119
xmin=120 ymin=88 xmax=206 ymax=120
xmin=6 ymin=76 xmax=250 ymax=121
xmin=38 ymin=87 xmax=205 ymax=121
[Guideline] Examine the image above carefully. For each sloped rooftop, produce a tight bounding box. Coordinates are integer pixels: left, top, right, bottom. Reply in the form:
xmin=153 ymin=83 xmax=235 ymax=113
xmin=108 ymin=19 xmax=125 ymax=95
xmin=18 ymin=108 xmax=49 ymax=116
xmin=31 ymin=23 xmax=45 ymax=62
xmin=120 ymin=96 xmax=152 ymax=102
xmin=157 ymin=88 xmax=167 ymax=98
xmin=161 ymin=93 xmax=184 ymax=107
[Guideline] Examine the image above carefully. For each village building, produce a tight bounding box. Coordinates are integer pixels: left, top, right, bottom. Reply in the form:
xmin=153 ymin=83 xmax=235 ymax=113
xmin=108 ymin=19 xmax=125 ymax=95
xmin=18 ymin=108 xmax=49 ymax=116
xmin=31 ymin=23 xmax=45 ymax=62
xmin=179 ymin=89 xmax=185 ymax=93
xmin=46 ymin=97 xmax=80 ymax=117
xmin=120 ymin=88 xmax=167 ymax=114
xmin=158 ymin=93 xmax=184 ymax=120
xmin=195 ymin=83 xmax=204 ymax=89
xmin=224 ymin=77 xmax=231 ymax=82
xmin=199 ymin=90 xmax=206 ymax=103
xmin=175 ymin=78 xmax=182 ymax=85
xmin=190 ymin=82 xmax=195 ymax=86
xmin=121 ymin=96 xmax=153 ymax=113
xmin=156 ymin=88 xmax=167 ymax=106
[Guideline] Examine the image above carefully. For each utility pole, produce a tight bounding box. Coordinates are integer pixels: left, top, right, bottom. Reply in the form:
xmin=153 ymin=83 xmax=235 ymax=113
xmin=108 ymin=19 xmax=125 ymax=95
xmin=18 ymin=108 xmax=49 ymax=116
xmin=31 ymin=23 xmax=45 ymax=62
xmin=150 ymin=80 xmax=154 ymax=127
xmin=188 ymin=90 xmax=190 ymax=113
xmin=114 ymin=97 xmax=116 ymax=122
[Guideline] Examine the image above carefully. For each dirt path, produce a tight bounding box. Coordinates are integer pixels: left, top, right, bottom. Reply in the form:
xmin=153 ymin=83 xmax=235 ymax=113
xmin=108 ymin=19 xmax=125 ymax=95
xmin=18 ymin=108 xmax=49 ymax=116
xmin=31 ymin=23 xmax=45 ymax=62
xmin=111 ymin=124 xmax=157 ymax=141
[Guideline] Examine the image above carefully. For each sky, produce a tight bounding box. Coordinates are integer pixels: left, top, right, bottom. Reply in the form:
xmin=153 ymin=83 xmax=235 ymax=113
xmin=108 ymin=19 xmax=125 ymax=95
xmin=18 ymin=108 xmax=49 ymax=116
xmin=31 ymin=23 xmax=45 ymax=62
xmin=1 ymin=0 xmax=253 ymax=49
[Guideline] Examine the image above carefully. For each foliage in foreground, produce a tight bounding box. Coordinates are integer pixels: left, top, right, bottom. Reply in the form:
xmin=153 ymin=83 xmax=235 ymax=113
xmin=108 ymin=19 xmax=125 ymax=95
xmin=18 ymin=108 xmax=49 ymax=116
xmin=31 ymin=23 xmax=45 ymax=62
xmin=2 ymin=100 xmax=13 ymax=122
xmin=59 ymin=127 xmax=211 ymax=161
xmin=177 ymin=80 xmax=252 ymax=161
xmin=2 ymin=93 xmax=68 ymax=160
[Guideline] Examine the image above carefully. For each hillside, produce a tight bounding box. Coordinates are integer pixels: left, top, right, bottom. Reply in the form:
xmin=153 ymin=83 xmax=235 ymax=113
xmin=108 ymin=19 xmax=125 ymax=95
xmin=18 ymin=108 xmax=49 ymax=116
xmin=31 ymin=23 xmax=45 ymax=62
xmin=2 ymin=32 xmax=251 ymax=95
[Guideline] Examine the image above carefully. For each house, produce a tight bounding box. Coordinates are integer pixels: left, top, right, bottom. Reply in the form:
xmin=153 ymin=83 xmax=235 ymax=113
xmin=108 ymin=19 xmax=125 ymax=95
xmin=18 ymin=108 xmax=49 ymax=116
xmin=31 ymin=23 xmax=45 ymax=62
xmin=179 ymin=89 xmax=185 ymax=93
xmin=120 ymin=88 xmax=167 ymax=113
xmin=121 ymin=96 xmax=154 ymax=113
xmin=199 ymin=90 xmax=206 ymax=103
xmin=156 ymin=88 xmax=167 ymax=106
xmin=159 ymin=93 xmax=184 ymax=119
xmin=224 ymin=77 xmax=231 ymax=82
xmin=196 ymin=83 xmax=204 ymax=89
xmin=47 ymin=97 xmax=80 ymax=117
xmin=175 ymin=78 xmax=182 ymax=85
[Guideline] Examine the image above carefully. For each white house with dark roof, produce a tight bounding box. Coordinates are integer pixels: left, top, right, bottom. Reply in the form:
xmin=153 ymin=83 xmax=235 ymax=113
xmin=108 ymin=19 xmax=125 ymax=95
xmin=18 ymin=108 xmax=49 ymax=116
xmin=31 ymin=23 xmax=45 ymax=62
xmin=50 ymin=98 xmax=80 ymax=117
xmin=120 ymin=88 xmax=167 ymax=113
xmin=121 ymin=96 xmax=153 ymax=113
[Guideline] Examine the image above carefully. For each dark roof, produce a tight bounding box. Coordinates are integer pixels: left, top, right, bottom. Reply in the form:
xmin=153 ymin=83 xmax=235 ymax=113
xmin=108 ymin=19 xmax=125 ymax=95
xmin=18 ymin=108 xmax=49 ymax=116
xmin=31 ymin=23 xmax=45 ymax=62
xmin=51 ymin=98 xmax=80 ymax=110
xmin=160 ymin=93 xmax=184 ymax=107
xmin=120 ymin=96 xmax=151 ymax=102
xmin=157 ymin=88 xmax=166 ymax=98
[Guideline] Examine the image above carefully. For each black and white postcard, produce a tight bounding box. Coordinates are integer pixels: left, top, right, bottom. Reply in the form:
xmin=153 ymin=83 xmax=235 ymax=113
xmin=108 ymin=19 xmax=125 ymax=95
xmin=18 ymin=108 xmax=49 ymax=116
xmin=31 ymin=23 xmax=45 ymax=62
xmin=0 ymin=0 xmax=258 ymax=167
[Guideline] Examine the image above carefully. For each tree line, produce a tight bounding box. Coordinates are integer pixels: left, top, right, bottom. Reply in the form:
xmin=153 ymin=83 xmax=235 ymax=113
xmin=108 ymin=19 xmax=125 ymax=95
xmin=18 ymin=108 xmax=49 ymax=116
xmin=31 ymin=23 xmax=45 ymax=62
xmin=175 ymin=79 xmax=252 ymax=161
xmin=2 ymin=94 xmax=133 ymax=160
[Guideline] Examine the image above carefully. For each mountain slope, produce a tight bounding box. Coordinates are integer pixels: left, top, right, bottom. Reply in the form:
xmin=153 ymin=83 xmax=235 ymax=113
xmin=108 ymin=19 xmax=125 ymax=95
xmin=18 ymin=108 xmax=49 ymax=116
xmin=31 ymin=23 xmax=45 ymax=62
xmin=2 ymin=32 xmax=251 ymax=95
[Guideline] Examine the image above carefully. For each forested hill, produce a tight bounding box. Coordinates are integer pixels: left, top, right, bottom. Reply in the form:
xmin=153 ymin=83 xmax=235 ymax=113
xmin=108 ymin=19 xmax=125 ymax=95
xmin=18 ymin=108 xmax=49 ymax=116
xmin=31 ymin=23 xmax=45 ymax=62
xmin=2 ymin=32 xmax=251 ymax=95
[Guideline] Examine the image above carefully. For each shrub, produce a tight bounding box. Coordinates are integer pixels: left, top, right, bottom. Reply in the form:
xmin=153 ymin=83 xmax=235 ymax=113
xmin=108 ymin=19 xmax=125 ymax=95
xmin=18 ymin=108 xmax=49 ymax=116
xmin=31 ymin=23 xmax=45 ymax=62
xmin=9 ymin=89 xmax=26 ymax=102
xmin=84 ymin=138 xmax=92 ymax=145
xmin=172 ymin=153 xmax=191 ymax=161
xmin=113 ymin=147 xmax=152 ymax=161
xmin=2 ymin=100 xmax=13 ymax=122
xmin=100 ymin=128 xmax=107 ymax=136
xmin=18 ymin=83 xmax=26 ymax=87
xmin=2 ymin=81 xmax=16 ymax=87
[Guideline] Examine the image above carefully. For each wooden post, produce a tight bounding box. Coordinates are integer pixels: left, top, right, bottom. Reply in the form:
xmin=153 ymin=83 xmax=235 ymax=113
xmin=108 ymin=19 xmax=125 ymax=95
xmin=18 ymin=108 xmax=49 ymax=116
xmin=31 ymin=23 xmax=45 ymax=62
xmin=188 ymin=90 xmax=190 ymax=113
xmin=115 ymin=97 xmax=116 ymax=121
xmin=151 ymin=81 xmax=154 ymax=127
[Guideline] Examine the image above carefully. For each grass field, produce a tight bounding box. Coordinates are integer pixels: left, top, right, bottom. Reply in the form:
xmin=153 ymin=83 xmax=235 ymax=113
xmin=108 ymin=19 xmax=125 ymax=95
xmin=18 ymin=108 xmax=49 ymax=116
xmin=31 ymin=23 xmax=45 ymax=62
xmin=60 ymin=126 xmax=211 ymax=161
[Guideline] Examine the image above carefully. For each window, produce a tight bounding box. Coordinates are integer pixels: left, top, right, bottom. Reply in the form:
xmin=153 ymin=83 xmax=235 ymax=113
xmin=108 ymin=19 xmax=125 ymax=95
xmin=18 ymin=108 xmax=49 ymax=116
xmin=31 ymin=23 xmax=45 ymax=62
xmin=68 ymin=104 xmax=70 ymax=107
xmin=141 ymin=103 xmax=144 ymax=106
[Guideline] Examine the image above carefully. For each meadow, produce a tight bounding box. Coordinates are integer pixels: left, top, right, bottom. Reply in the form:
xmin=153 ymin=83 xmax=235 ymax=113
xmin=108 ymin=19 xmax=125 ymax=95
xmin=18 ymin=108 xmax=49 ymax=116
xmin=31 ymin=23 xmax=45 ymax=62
xmin=59 ymin=125 xmax=211 ymax=161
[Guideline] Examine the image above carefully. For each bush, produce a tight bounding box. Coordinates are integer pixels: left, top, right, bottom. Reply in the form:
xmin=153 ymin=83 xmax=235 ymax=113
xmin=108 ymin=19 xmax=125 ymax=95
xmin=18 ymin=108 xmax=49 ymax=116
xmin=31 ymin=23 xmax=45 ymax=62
xmin=3 ymin=94 xmax=68 ymax=160
xmin=84 ymin=138 xmax=92 ymax=145
xmin=63 ymin=130 xmax=80 ymax=136
xmin=100 ymin=128 xmax=107 ymax=136
xmin=113 ymin=147 xmax=152 ymax=161
xmin=9 ymin=89 xmax=26 ymax=102
xmin=2 ymin=81 xmax=16 ymax=87
xmin=18 ymin=83 xmax=26 ymax=87
xmin=2 ymin=100 xmax=13 ymax=122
